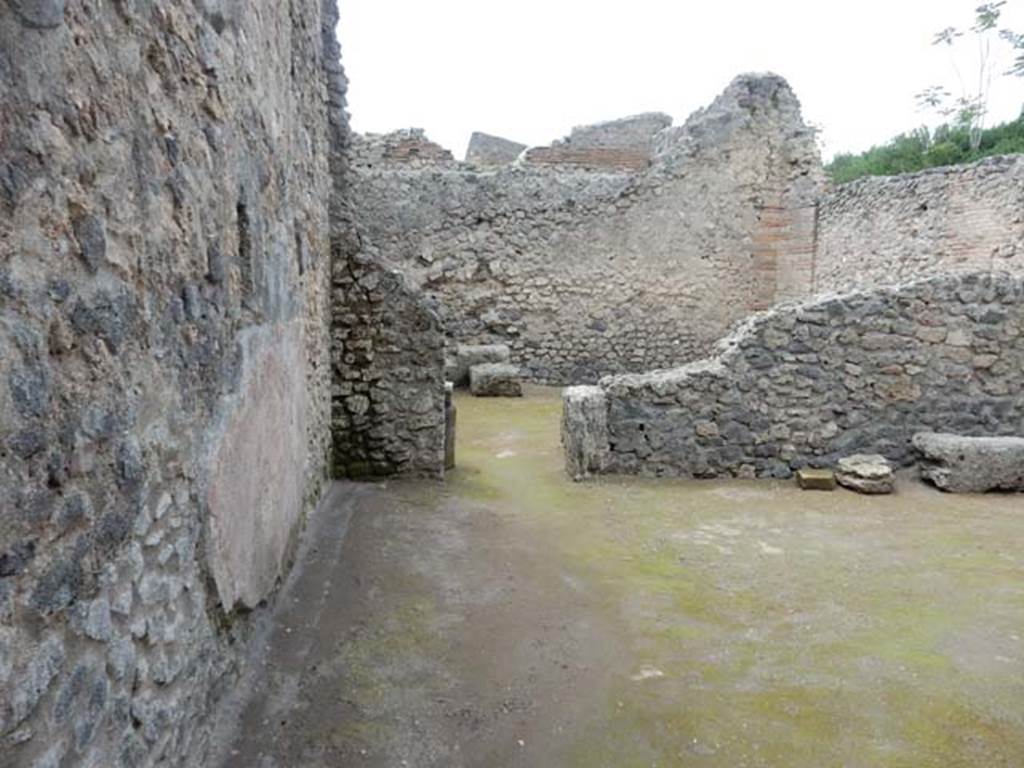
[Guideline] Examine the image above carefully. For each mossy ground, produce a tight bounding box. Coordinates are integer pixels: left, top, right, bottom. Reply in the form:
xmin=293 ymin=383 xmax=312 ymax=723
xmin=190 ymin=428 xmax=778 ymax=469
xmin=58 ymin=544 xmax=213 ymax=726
xmin=444 ymin=387 xmax=1023 ymax=767
xmin=225 ymin=386 xmax=1024 ymax=767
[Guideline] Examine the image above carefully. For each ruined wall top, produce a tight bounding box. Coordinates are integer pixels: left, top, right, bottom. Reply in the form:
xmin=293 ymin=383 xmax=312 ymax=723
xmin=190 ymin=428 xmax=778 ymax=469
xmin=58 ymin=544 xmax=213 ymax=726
xmin=465 ymin=132 xmax=527 ymax=166
xmin=350 ymin=128 xmax=456 ymax=168
xmin=555 ymin=112 xmax=673 ymax=153
xmin=350 ymin=73 xmax=821 ymax=178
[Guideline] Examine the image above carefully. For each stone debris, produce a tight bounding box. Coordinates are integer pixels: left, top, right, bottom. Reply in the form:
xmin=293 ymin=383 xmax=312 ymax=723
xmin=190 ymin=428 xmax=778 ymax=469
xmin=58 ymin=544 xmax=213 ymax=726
xmin=453 ymin=344 xmax=512 ymax=387
xmin=913 ymin=432 xmax=1024 ymax=493
xmin=836 ymin=454 xmax=895 ymax=495
xmin=796 ymin=468 xmax=837 ymax=491
xmin=469 ymin=364 xmax=522 ymax=398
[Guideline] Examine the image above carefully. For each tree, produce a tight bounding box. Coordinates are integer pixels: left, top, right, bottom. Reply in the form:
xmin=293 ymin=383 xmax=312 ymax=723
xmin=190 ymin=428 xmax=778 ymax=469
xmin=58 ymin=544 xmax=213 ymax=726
xmin=916 ymin=2 xmax=1023 ymax=151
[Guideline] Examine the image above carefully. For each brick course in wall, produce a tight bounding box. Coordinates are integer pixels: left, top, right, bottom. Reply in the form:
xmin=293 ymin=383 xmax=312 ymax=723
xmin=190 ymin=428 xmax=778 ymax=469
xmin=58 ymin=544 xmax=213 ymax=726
xmin=522 ymin=146 xmax=651 ymax=172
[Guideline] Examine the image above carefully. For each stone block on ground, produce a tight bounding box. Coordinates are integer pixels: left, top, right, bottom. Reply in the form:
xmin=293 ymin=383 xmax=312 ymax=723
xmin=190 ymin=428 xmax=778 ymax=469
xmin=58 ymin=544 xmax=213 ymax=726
xmin=836 ymin=454 xmax=895 ymax=495
xmin=913 ymin=432 xmax=1024 ymax=493
xmin=453 ymin=344 xmax=511 ymax=387
xmin=797 ymin=468 xmax=837 ymax=491
xmin=469 ymin=363 xmax=522 ymax=397
xmin=562 ymin=386 xmax=610 ymax=481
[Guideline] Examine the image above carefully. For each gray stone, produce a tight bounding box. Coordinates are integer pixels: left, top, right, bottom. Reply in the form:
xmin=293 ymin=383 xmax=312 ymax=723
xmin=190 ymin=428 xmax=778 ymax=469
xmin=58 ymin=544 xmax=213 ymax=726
xmin=107 ymin=638 xmax=136 ymax=682
xmin=71 ymin=597 xmax=113 ymax=642
xmin=469 ymin=363 xmax=522 ymax=397
xmin=816 ymin=156 xmax=1024 ymax=297
xmin=913 ymin=432 xmax=1024 ymax=493
xmin=561 ymin=386 xmax=609 ymax=481
xmin=0 ymin=3 xmax=402 ymax=764
xmin=72 ymin=213 xmax=106 ymax=273
xmin=465 ymin=132 xmax=526 ymax=166
xmin=6 ymin=0 xmax=66 ymax=29
xmin=9 ymin=634 xmax=65 ymax=728
xmin=561 ymin=111 xmax=672 ymax=153
xmin=0 ymin=541 xmax=35 ymax=577
xmin=836 ymin=454 xmax=895 ymax=495
xmin=453 ymin=344 xmax=511 ymax=387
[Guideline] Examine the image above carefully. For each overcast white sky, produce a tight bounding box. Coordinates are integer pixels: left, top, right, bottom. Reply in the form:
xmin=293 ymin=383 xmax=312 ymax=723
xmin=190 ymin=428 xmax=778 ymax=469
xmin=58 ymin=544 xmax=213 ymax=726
xmin=338 ymin=1 xmax=1024 ymax=160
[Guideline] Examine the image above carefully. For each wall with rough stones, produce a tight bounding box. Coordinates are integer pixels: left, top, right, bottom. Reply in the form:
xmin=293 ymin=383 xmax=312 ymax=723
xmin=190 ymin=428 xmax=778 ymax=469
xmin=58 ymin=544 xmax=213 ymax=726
xmin=0 ymin=1 xmax=348 ymax=765
xmin=330 ymin=254 xmax=447 ymax=478
xmin=562 ymin=272 xmax=1024 ymax=479
xmin=324 ymin=39 xmax=448 ymax=479
xmin=814 ymin=155 xmax=1024 ymax=294
xmin=349 ymin=74 xmax=825 ymax=384
xmin=350 ymin=128 xmax=456 ymax=169
xmin=557 ymin=112 xmax=673 ymax=152
xmin=465 ymin=132 xmax=526 ymax=166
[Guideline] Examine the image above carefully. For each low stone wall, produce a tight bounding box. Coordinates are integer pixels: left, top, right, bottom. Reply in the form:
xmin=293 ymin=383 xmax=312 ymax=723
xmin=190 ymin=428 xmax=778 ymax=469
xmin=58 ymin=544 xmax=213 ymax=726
xmin=563 ymin=272 xmax=1024 ymax=479
xmin=350 ymin=74 xmax=824 ymax=385
xmin=814 ymin=156 xmax=1024 ymax=294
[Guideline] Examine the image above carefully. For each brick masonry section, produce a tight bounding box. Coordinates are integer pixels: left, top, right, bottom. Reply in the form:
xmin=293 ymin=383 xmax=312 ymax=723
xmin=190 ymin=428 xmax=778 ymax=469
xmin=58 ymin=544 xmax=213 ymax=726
xmin=814 ymin=155 xmax=1024 ymax=293
xmin=523 ymin=146 xmax=651 ymax=172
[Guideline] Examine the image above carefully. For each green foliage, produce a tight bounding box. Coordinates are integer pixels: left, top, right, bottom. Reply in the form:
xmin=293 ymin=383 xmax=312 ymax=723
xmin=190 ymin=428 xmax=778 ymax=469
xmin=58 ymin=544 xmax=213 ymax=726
xmin=916 ymin=1 xmax=1021 ymax=151
xmin=826 ymin=116 xmax=1024 ymax=184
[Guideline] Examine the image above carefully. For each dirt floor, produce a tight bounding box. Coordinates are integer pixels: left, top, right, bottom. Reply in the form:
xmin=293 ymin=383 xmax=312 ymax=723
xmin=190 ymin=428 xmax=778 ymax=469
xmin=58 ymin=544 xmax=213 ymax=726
xmin=219 ymin=386 xmax=1024 ymax=768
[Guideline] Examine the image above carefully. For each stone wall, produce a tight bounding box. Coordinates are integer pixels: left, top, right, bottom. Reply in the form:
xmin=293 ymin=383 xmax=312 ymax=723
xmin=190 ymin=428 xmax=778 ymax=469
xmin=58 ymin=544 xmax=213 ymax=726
xmin=350 ymin=128 xmax=456 ymax=169
xmin=814 ymin=155 xmax=1024 ymax=294
xmin=562 ymin=272 xmax=1024 ymax=479
xmin=0 ymin=1 xmax=340 ymax=765
xmin=324 ymin=16 xmax=448 ymax=480
xmin=552 ymin=111 xmax=673 ymax=156
xmin=330 ymin=256 xmax=447 ymax=478
xmin=350 ymin=74 xmax=824 ymax=384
